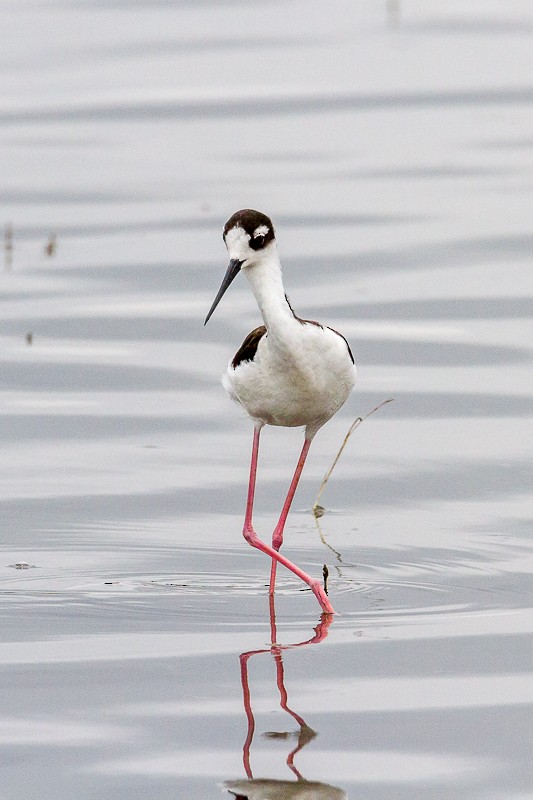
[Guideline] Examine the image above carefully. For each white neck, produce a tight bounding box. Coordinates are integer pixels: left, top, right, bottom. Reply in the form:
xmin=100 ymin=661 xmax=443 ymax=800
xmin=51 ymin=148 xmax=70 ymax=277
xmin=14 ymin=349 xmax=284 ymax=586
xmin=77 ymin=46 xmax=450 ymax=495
xmin=243 ymin=246 xmax=294 ymax=331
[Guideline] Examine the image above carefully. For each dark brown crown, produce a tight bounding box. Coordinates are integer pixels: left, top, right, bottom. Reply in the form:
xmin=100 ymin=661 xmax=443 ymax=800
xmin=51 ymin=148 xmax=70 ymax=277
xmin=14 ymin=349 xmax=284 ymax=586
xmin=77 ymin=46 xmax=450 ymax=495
xmin=223 ymin=209 xmax=275 ymax=251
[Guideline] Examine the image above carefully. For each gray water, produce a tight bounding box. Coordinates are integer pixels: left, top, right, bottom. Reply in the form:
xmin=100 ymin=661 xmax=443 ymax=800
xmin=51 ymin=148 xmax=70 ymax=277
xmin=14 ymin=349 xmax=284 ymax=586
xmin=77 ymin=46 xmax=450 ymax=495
xmin=1 ymin=1 xmax=533 ymax=798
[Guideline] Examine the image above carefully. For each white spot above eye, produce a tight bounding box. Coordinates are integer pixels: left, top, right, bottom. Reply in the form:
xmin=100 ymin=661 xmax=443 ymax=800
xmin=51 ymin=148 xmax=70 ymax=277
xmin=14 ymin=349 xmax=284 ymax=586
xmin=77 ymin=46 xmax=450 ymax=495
xmin=253 ymin=225 xmax=269 ymax=238
xmin=225 ymin=226 xmax=249 ymax=248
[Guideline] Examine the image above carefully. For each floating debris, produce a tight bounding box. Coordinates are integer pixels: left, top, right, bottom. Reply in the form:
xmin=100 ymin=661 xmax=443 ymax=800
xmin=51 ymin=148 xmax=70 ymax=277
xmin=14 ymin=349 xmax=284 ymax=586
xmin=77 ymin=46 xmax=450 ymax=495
xmin=4 ymin=223 xmax=13 ymax=270
xmin=26 ymin=332 xmax=33 ymax=345
xmin=44 ymin=233 xmax=57 ymax=257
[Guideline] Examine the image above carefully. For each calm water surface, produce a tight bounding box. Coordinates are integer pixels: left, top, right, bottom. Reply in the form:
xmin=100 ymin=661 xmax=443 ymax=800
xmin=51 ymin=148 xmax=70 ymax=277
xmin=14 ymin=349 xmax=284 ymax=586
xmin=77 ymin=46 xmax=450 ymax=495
xmin=1 ymin=2 xmax=532 ymax=798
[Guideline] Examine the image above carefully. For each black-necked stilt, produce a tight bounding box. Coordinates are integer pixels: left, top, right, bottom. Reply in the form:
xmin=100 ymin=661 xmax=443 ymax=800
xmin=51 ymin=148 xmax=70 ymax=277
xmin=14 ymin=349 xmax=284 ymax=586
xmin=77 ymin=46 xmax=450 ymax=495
xmin=205 ymin=209 xmax=357 ymax=614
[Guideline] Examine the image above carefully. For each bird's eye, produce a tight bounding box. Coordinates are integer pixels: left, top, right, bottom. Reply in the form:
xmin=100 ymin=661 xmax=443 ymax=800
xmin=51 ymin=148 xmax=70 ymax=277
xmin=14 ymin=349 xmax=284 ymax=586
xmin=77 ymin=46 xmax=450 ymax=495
xmin=253 ymin=234 xmax=265 ymax=247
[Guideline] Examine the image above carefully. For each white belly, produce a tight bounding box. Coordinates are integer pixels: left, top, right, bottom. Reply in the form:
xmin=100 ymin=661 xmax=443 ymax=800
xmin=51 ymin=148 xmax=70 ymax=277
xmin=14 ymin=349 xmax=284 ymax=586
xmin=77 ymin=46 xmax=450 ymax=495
xmin=223 ymin=324 xmax=356 ymax=433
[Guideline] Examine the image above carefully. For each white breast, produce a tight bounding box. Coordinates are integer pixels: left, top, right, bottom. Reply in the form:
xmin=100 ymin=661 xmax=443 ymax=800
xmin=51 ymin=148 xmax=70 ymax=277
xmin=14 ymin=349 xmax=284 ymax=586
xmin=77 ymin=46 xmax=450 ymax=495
xmin=223 ymin=320 xmax=356 ymax=434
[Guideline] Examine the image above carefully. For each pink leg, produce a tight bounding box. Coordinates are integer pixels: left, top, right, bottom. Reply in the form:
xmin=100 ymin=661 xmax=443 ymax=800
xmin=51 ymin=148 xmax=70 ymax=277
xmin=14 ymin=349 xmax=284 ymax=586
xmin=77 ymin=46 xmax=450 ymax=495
xmin=269 ymin=438 xmax=312 ymax=594
xmin=244 ymin=428 xmax=334 ymax=615
xmin=243 ymin=427 xmax=262 ymax=532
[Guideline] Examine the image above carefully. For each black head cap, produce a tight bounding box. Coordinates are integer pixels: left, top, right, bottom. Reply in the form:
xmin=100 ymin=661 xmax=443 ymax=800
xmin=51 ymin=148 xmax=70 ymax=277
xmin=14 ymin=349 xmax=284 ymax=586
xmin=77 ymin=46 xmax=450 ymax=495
xmin=223 ymin=209 xmax=275 ymax=251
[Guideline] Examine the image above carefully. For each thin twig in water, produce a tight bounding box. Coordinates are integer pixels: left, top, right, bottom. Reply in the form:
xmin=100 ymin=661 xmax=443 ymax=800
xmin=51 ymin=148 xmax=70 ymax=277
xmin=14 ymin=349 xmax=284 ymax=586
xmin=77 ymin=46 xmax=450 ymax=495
xmin=315 ymin=513 xmax=344 ymax=563
xmin=313 ymin=398 xmax=394 ymax=516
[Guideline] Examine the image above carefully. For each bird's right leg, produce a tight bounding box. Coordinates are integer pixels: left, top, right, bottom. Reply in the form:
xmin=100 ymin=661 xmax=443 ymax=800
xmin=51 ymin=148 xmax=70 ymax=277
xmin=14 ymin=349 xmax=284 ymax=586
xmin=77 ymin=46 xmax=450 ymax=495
xmin=269 ymin=438 xmax=312 ymax=594
xmin=242 ymin=427 xmax=334 ymax=615
xmin=243 ymin=426 xmax=263 ymax=537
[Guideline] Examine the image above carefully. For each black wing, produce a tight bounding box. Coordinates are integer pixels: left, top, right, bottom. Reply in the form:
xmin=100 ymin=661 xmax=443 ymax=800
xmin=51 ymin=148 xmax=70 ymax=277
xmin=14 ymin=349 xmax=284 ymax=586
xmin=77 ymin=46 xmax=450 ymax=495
xmin=231 ymin=325 xmax=267 ymax=368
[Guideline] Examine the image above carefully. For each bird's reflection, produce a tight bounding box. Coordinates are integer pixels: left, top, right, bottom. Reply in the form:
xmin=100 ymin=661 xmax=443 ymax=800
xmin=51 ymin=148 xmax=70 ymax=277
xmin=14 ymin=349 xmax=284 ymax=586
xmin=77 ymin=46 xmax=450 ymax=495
xmin=225 ymin=597 xmax=346 ymax=800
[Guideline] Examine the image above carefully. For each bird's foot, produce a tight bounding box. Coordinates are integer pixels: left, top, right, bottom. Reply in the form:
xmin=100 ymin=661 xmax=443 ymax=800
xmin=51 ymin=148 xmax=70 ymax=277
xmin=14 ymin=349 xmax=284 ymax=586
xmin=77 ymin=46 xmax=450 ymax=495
xmin=309 ymin=579 xmax=335 ymax=615
xmin=243 ymin=524 xmax=335 ymax=614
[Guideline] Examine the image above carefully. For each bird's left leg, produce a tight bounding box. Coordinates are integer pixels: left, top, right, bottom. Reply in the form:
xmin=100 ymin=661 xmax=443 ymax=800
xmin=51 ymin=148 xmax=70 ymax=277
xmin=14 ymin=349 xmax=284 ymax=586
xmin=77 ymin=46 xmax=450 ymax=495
xmin=242 ymin=429 xmax=333 ymax=614
xmin=269 ymin=438 xmax=312 ymax=595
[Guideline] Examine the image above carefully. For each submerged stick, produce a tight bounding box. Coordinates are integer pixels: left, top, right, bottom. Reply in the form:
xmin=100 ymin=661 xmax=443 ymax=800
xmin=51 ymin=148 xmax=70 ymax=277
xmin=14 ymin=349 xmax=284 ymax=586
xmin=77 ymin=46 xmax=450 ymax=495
xmin=322 ymin=564 xmax=329 ymax=594
xmin=312 ymin=398 xmax=394 ymax=517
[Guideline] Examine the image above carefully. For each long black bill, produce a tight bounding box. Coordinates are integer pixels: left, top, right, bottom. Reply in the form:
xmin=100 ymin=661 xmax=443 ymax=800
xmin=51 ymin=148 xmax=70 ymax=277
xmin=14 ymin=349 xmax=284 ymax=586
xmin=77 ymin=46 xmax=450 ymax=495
xmin=204 ymin=258 xmax=244 ymax=325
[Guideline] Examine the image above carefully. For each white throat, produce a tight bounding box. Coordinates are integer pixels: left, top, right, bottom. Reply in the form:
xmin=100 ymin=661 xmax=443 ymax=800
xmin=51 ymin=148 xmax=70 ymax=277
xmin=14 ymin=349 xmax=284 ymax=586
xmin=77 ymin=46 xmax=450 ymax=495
xmin=243 ymin=245 xmax=293 ymax=330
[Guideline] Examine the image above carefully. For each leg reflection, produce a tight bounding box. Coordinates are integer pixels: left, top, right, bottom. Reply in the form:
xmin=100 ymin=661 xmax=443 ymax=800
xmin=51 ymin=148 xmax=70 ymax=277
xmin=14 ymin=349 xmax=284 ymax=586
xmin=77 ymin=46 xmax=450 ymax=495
xmin=226 ymin=597 xmax=345 ymax=799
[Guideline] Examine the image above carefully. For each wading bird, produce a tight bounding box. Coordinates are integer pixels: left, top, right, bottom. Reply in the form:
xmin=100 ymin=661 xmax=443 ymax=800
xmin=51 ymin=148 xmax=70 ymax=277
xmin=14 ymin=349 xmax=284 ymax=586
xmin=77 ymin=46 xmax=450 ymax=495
xmin=205 ymin=210 xmax=357 ymax=614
